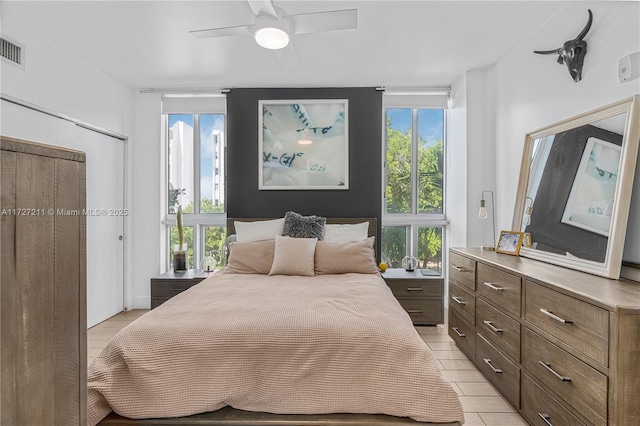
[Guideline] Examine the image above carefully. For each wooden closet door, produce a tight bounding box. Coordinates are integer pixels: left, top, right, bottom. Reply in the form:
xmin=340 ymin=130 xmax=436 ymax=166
xmin=1 ymin=150 xmax=18 ymax=425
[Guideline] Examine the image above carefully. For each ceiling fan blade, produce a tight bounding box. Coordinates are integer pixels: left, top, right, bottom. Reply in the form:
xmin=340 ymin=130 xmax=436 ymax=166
xmin=189 ymin=25 xmax=254 ymax=39
xmin=289 ymin=9 xmax=357 ymax=35
xmin=274 ymin=43 xmax=300 ymax=70
xmin=247 ymin=0 xmax=277 ymax=18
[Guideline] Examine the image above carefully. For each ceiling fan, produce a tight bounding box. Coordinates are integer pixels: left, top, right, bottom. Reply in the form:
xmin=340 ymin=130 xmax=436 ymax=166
xmin=189 ymin=0 xmax=358 ymax=69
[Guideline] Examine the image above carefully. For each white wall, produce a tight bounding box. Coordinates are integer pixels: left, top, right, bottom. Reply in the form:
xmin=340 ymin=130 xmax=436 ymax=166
xmin=129 ymin=92 xmax=163 ymax=308
xmin=0 ymin=16 xmax=132 ymax=135
xmin=489 ymin=2 xmax=640 ymax=261
xmin=448 ymin=68 xmax=497 ymax=249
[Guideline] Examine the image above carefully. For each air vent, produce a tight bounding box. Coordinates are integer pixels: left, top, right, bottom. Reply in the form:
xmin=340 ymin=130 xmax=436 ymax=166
xmin=1 ymin=35 xmax=25 ymax=69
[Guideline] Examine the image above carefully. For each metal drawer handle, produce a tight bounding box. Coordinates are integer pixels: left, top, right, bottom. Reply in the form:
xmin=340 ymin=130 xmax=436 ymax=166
xmin=451 ymin=327 xmax=465 ymax=338
xmin=170 ymin=288 xmax=186 ymax=292
xmin=539 ymin=308 xmax=573 ymax=324
xmin=538 ymin=413 xmax=553 ymax=426
xmin=483 ymin=358 xmax=502 ymax=374
xmin=539 ymin=361 xmax=572 ymax=382
xmin=452 ymin=265 xmax=466 ymax=272
xmin=406 ymin=287 xmax=423 ymax=291
xmin=483 ymin=320 xmax=503 ymax=333
xmin=407 ymin=310 xmax=423 ymax=314
xmin=452 ymin=296 xmax=466 ymax=305
xmin=483 ymin=282 xmax=504 ymax=291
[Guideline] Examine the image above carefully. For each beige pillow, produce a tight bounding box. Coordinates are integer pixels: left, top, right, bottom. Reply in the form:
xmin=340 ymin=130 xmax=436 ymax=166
xmin=269 ymin=235 xmax=317 ymax=276
xmin=314 ymin=237 xmax=379 ymax=275
xmin=226 ymin=240 xmax=275 ymax=274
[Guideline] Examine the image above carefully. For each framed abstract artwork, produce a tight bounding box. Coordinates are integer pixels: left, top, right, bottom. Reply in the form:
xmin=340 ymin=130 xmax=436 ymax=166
xmin=259 ymin=99 xmax=348 ymax=190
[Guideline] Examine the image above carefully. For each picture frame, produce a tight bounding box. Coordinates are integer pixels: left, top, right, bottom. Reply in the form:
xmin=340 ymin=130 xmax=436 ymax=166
xmin=560 ymin=137 xmax=621 ymax=237
xmin=496 ymin=231 xmax=524 ymax=255
xmin=258 ymin=99 xmax=349 ymax=190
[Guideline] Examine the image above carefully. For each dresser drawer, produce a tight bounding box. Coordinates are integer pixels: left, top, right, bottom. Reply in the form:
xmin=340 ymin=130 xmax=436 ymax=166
xmin=449 ymin=252 xmax=476 ymax=290
xmin=387 ymin=279 xmax=443 ymax=298
xmin=448 ymin=308 xmax=475 ymax=359
xmin=476 ymin=333 xmax=520 ymax=408
xmin=477 ymin=264 xmax=521 ymax=317
xmin=522 ymin=373 xmax=586 ymax=426
xmin=523 ymin=328 xmax=607 ymax=425
xmin=525 ymin=281 xmax=609 ymax=366
xmin=397 ymin=298 xmax=443 ymax=325
xmin=449 ymin=281 xmax=476 ymax=325
xmin=476 ymin=298 xmax=521 ymax=362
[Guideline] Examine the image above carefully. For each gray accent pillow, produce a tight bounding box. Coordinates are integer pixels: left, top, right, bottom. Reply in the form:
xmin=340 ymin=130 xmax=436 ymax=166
xmin=282 ymin=211 xmax=326 ymax=240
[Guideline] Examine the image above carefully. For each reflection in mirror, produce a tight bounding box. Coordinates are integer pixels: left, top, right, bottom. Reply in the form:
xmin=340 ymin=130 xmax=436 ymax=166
xmin=522 ymin=114 xmax=625 ymax=262
xmin=513 ymin=96 xmax=640 ymax=278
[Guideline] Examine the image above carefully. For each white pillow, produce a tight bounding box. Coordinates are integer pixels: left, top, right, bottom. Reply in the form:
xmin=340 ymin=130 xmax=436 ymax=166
xmin=323 ymin=222 xmax=369 ymax=242
xmin=235 ymin=218 xmax=285 ymax=242
xmin=269 ymin=235 xmax=317 ymax=276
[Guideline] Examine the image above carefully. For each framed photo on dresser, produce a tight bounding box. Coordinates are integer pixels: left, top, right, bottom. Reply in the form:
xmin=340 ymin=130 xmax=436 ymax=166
xmin=496 ymin=230 xmax=524 ymax=255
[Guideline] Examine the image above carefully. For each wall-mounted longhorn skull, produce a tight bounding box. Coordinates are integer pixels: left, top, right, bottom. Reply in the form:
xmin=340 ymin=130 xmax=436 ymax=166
xmin=534 ymin=9 xmax=593 ymax=82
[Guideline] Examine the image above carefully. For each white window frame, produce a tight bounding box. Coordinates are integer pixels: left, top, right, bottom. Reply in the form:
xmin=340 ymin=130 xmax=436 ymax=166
xmin=382 ymin=105 xmax=449 ymax=262
xmin=161 ymin=112 xmax=227 ymax=271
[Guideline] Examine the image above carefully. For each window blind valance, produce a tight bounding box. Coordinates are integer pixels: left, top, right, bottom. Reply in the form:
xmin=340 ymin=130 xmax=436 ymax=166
xmin=383 ymin=94 xmax=449 ymax=109
xmin=382 ymin=87 xmax=450 ymax=109
xmin=161 ymin=95 xmax=226 ymax=114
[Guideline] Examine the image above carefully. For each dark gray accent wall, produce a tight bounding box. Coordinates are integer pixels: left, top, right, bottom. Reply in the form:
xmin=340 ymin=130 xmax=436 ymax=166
xmin=226 ymin=87 xmax=382 ymax=256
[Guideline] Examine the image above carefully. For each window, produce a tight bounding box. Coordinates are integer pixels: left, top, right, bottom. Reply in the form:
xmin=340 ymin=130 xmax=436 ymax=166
xmin=163 ymin=97 xmax=226 ymax=271
xmin=383 ymin=105 xmax=446 ymax=273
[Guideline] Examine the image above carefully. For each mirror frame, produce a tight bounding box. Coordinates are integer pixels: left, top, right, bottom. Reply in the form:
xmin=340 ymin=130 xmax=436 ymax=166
xmin=512 ymin=95 xmax=640 ymax=279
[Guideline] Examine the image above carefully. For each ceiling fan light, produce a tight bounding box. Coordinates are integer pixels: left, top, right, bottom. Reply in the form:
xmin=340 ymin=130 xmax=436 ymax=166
xmin=255 ymin=27 xmax=290 ymax=49
xmin=254 ymin=13 xmax=290 ymax=50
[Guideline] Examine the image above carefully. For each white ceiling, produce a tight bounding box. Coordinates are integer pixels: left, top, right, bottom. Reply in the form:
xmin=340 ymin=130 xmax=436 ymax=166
xmin=1 ymin=1 xmax=570 ymax=89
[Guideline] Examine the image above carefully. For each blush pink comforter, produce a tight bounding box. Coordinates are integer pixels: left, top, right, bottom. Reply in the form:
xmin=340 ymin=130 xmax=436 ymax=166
xmin=88 ymin=272 xmax=464 ymax=425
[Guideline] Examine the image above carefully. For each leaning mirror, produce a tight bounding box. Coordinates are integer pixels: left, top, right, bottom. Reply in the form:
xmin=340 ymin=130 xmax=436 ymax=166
xmin=512 ymin=96 xmax=640 ymax=279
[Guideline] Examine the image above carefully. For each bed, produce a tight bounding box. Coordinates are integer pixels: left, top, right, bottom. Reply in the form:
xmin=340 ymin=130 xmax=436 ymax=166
xmin=89 ymin=217 xmax=464 ymax=426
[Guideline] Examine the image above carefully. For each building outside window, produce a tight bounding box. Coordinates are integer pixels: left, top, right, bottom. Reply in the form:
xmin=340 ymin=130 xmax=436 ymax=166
xmin=382 ymin=94 xmax=447 ymax=273
xmin=162 ymin=96 xmax=227 ymax=271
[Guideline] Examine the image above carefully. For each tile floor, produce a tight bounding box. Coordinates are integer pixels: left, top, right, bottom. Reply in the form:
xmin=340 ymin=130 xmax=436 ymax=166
xmin=88 ymin=309 xmax=528 ymax=426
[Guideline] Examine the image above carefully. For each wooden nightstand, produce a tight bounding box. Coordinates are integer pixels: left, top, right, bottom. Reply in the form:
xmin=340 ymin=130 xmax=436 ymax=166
xmin=150 ymin=269 xmax=213 ymax=309
xmin=382 ymin=269 xmax=444 ymax=325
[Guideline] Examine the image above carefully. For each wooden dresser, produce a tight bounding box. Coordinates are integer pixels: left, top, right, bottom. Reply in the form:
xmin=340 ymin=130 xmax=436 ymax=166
xmin=1 ymin=136 xmax=87 ymax=425
xmin=448 ymin=248 xmax=640 ymax=426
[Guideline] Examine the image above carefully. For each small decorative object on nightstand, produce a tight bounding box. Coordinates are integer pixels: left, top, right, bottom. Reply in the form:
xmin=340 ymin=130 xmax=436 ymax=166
xmin=200 ymin=255 xmax=218 ymax=272
xmin=150 ymin=269 xmax=209 ymax=309
xmin=382 ymin=268 xmax=443 ymax=325
xmin=401 ymin=255 xmax=418 ymax=271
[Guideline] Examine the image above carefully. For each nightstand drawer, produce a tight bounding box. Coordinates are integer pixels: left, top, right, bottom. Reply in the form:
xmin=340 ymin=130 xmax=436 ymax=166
xmin=449 ymin=252 xmax=476 ymax=290
xmin=387 ymin=279 xmax=442 ymax=298
xmin=449 ymin=281 xmax=476 ymax=325
xmin=476 ymin=333 xmax=520 ymax=408
xmin=477 ymin=264 xmax=521 ymax=317
xmin=476 ymin=298 xmax=520 ymax=362
xmin=397 ymin=298 xmax=442 ymax=325
xmin=525 ymin=281 xmax=609 ymax=366
xmin=151 ymin=280 xmax=201 ymax=299
xmin=522 ymin=374 xmax=586 ymax=426
xmin=523 ymin=328 xmax=607 ymax=425
xmin=448 ymin=308 xmax=475 ymax=359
